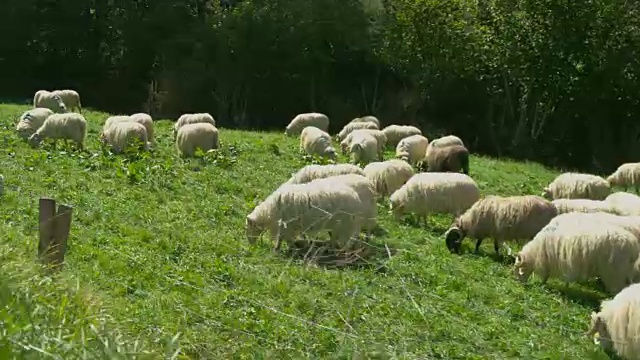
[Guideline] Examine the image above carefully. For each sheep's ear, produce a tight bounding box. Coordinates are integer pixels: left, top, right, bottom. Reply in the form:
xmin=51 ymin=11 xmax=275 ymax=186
xmin=514 ymin=254 xmax=522 ymax=266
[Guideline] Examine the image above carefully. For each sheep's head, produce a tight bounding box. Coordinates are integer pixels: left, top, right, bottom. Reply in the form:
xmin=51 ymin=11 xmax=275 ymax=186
xmin=444 ymin=225 xmax=465 ymax=254
xmin=605 ymin=174 xmax=617 ymax=186
xmin=388 ymin=200 xmax=404 ymax=220
xmin=52 ymin=94 xmax=68 ymax=113
xmin=396 ymin=152 xmax=409 ymax=162
xmin=340 ymin=141 xmax=349 ymax=155
xmin=98 ymin=131 xmax=107 ymax=145
xmin=28 ymin=133 xmax=43 ymax=147
xmin=245 ymin=216 xmax=262 ymax=244
xmin=586 ymin=312 xmax=611 ymax=349
xmin=540 ymin=187 xmax=552 ymax=199
xmin=513 ymin=253 xmax=533 ymax=282
xmin=284 ymin=127 xmax=292 ymax=136
xmin=325 ymin=148 xmax=337 ymax=160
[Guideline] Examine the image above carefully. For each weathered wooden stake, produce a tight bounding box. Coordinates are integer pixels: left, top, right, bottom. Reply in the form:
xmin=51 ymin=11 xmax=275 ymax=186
xmin=38 ymin=197 xmax=73 ymax=272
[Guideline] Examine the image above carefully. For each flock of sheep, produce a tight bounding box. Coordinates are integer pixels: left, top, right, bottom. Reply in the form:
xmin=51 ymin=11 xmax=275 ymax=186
xmin=18 ymin=89 xmax=219 ymax=157
xmin=12 ymin=92 xmax=640 ymax=358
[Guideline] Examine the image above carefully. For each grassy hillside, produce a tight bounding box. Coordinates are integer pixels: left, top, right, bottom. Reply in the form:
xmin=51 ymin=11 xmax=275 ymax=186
xmin=0 ymin=103 xmax=611 ymax=358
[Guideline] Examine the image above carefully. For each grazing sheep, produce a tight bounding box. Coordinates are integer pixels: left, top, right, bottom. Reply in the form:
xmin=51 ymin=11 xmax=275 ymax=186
xmin=381 ymin=125 xmax=422 ymax=148
xmin=33 ymin=90 xmax=67 ymax=113
xmin=337 ymin=121 xmax=379 ymax=141
xmin=245 ymin=181 xmax=363 ymax=250
xmin=606 ymin=192 xmax=640 ymax=216
xmin=587 ymin=283 xmax=640 ymax=359
xmin=389 ymin=172 xmax=480 ymax=225
xmin=513 ymin=216 xmax=640 ymax=294
xmin=395 ymin=134 xmax=429 ymax=165
xmin=175 ymin=122 xmax=219 ymax=157
xmin=552 ymin=199 xmax=619 ymax=215
xmin=363 ymin=159 xmax=415 ymax=197
xmin=607 ymin=163 xmax=640 ymax=193
xmin=15 ymin=108 xmax=54 ymax=139
xmin=425 ymin=135 xmax=464 ymax=157
xmin=28 ymin=112 xmax=87 ymax=149
xmin=423 ymin=144 xmax=470 ymax=174
xmin=300 ymin=126 xmax=337 ymax=159
xmin=130 ymin=113 xmax=155 ymax=143
xmin=310 ymin=174 xmax=378 ymax=233
xmin=52 ymin=89 xmax=82 ymax=113
xmin=542 ymin=173 xmax=611 ymax=200
xmin=340 ymin=129 xmax=387 ymax=159
xmin=285 ymin=113 xmax=330 ymax=136
xmin=348 ymin=131 xmax=379 ymax=165
xmin=349 ymin=115 xmax=381 ymax=128
xmin=174 ymin=113 xmax=216 ymax=136
xmin=286 ymin=164 xmax=365 ymax=185
xmin=99 ymin=121 xmax=149 ymax=154
xmin=445 ymin=195 xmax=558 ymax=255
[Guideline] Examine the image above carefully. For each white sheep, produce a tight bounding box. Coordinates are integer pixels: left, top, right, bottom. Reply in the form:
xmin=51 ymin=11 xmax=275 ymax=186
xmin=363 ymin=159 xmax=415 ymax=197
xmin=285 ymin=113 xmax=330 ymax=136
xmin=425 ymin=135 xmax=464 ymax=157
xmin=52 ymin=89 xmax=82 ymax=113
xmin=395 ymin=134 xmax=429 ymax=165
xmin=340 ymin=129 xmax=387 ymax=158
xmin=444 ymin=195 xmax=558 ymax=255
xmin=103 ymin=115 xmax=132 ymax=130
xmin=607 ymin=162 xmax=640 ymax=193
xmin=542 ymin=172 xmax=611 ymax=200
xmin=99 ymin=121 xmax=149 ymax=154
xmin=587 ymin=283 xmax=640 ymax=359
xmin=286 ymin=164 xmax=365 ymax=185
xmin=245 ymin=180 xmax=363 ymax=250
xmin=336 ymin=121 xmax=379 ymax=141
xmin=513 ymin=215 xmax=640 ymax=294
xmin=606 ymin=192 xmax=640 ymax=216
xmin=33 ymin=90 xmax=67 ymax=113
xmin=389 ymin=172 xmax=480 ymax=225
xmin=28 ymin=113 xmax=87 ymax=149
xmin=300 ymin=126 xmax=337 ymax=159
xmin=381 ymin=125 xmax=422 ymax=148
xmin=349 ymin=115 xmax=381 ymax=128
xmin=310 ymin=174 xmax=378 ymax=233
xmin=15 ymin=108 xmax=54 ymax=139
xmin=423 ymin=144 xmax=470 ymax=174
xmin=348 ymin=131 xmax=379 ymax=165
xmin=552 ymin=199 xmax=619 ymax=215
xmin=174 ymin=113 xmax=216 ymax=136
xmin=544 ymin=212 xmax=640 ymax=244
xmin=130 ymin=113 xmax=155 ymax=143
xmin=175 ymin=122 xmax=219 ymax=157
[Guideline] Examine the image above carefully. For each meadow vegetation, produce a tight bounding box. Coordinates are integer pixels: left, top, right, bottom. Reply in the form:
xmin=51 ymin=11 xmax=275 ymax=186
xmin=0 ymin=103 xmax=615 ymax=358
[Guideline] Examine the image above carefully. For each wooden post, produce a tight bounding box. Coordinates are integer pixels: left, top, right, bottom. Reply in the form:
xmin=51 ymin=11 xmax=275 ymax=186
xmin=38 ymin=198 xmax=73 ymax=272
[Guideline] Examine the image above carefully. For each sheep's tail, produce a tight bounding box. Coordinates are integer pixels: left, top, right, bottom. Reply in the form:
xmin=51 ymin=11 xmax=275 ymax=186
xmin=460 ymin=151 xmax=469 ymax=174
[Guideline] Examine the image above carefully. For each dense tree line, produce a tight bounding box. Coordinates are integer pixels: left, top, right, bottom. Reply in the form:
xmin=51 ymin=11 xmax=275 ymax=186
xmin=1 ymin=0 xmax=639 ymax=172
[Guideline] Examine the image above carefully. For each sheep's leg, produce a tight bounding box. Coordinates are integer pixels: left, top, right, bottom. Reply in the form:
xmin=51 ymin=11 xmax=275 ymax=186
xmin=494 ymin=239 xmax=500 ymax=254
xmin=474 ymin=238 xmax=484 ymax=253
xmin=273 ymin=237 xmax=282 ymax=252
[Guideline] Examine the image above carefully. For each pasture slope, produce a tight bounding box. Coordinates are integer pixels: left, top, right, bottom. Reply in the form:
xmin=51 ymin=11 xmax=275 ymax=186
xmin=0 ymin=103 xmax=611 ymax=359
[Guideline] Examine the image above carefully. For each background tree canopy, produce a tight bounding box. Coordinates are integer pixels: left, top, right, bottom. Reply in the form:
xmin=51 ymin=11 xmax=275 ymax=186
xmin=1 ymin=0 xmax=639 ymax=172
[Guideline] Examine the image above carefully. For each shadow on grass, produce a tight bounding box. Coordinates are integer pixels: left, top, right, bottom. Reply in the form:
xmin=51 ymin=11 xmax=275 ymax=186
xmin=545 ymin=282 xmax=605 ymax=310
xmin=283 ymin=237 xmax=397 ymax=273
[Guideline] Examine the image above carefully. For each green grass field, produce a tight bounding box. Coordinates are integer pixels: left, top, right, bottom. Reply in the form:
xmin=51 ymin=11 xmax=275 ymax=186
xmin=0 ymin=103 xmax=613 ymax=358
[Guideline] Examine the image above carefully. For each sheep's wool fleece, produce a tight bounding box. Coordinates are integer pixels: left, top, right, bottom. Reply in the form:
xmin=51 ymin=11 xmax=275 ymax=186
xmin=247 ymin=181 xmax=362 ymax=246
xmin=390 ymin=172 xmax=480 ymax=215
xmin=285 ymin=113 xmax=329 ymax=135
xmin=545 ymin=172 xmax=610 ymax=200
xmin=337 ymin=121 xmax=379 ymax=141
xmin=175 ymin=122 xmax=219 ymax=156
xmin=102 ymin=121 xmax=148 ymax=153
xmin=516 ymin=218 xmax=640 ymax=293
xmin=456 ymin=195 xmax=557 ymax=242
xmin=552 ymin=199 xmax=618 ymax=215
xmin=286 ymin=164 xmax=364 ymax=185
xmin=363 ymin=159 xmax=414 ymax=196
xmin=606 ymin=192 xmax=640 ymax=216
xmin=381 ymin=125 xmax=422 ymax=147
xmin=590 ymin=283 xmax=640 ymax=359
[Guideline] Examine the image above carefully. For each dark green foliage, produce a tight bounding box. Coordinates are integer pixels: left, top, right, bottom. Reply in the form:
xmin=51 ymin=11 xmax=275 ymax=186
xmin=0 ymin=0 xmax=638 ymax=171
